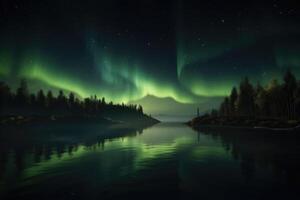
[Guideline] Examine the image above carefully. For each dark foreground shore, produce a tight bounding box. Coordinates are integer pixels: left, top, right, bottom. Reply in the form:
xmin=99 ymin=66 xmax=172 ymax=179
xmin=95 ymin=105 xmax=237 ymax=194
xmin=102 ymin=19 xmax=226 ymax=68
xmin=0 ymin=114 xmax=160 ymax=127
xmin=188 ymin=115 xmax=300 ymax=132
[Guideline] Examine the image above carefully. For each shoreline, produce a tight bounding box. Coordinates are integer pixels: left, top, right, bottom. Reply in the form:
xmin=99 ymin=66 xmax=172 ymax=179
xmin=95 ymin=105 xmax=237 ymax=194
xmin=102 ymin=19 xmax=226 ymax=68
xmin=0 ymin=114 xmax=160 ymax=127
xmin=187 ymin=116 xmax=300 ymax=132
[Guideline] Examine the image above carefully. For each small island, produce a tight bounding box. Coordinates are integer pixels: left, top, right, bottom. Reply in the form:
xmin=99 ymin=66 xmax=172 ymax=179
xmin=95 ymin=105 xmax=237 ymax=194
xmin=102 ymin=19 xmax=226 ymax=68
xmin=0 ymin=80 xmax=159 ymax=127
xmin=189 ymin=70 xmax=300 ymax=131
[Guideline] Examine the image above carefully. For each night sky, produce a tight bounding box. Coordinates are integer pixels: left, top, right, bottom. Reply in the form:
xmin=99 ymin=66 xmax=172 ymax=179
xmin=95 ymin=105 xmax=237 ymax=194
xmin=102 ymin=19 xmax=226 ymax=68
xmin=1 ymin=0 xmax=300 ymax=116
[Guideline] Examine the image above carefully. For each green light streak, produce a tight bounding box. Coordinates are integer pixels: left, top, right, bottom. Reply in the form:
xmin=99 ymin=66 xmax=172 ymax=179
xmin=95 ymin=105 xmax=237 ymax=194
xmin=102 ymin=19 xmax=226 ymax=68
xmin=189 ymin=82 xmax=233 ymax=97
xmin=0 ymin=51 xmax=12 ymax=76
xmin=17 ymin=51 xmax=196 ymax=104
xmin=88 ymin=38 xmax=197 ymax=103
xmin=180 ymin=73 xmax=236 ymax=97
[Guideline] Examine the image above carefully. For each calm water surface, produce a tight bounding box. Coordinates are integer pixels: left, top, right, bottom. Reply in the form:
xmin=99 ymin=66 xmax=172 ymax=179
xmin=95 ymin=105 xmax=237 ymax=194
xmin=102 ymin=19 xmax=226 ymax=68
xmin=0 ymin=122 xmax=300 ymax=199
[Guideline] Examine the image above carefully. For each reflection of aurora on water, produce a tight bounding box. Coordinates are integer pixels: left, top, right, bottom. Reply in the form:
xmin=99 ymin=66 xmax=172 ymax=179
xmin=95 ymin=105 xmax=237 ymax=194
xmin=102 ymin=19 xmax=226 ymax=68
xmin=1 ymin=123 xmax=300 ymax=199
xmin=0 ymin=123 xmax=230 ymax=188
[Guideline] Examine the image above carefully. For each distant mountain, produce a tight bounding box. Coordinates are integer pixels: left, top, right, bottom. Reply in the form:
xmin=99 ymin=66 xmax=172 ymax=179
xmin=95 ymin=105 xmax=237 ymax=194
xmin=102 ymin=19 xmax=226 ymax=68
xmin=129 ymin=95 xmax=222 ymax=120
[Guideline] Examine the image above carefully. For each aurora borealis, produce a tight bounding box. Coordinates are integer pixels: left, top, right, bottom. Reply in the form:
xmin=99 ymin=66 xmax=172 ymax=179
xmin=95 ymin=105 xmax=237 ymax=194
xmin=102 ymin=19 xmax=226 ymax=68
xmin=1 ymin=0 xmax=300 ymax=116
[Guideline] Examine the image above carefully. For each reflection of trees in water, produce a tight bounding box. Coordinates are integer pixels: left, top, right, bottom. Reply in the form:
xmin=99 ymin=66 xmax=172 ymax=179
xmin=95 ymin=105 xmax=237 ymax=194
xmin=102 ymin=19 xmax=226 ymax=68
xmin=0 ymin=126 xmax=144 ymax=182
xmin=198 ymin=127 xmax=300 ymax=186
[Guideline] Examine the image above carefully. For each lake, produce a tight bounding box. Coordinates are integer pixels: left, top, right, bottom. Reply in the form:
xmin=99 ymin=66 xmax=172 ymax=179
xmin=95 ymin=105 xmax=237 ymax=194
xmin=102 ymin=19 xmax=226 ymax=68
xmin=0 ymin=122 xmax=300 ymax=199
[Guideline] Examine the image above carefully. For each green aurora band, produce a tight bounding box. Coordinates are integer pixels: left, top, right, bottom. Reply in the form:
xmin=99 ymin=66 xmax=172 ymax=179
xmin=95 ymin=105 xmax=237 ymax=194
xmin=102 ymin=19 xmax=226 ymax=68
xmin=1 ymin=41 xmax=300 ymax=106
xmin=176 ymin=36 xmax=300 ymax=97
xmin=1 ymin=28 xmax=300 ymax=108
xmin=12 ymin=51 xmax=198 ymax=104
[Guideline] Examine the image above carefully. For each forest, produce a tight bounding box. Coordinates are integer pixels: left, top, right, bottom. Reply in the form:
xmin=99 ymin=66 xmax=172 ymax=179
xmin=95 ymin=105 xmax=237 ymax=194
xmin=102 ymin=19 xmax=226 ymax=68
xmin=189 ymin=70 xmax=300 ymax=129
xmin=216 ymin=70 xmax=300 ymax=120
xmin=0 ymin=79 xmax=149 ymax=124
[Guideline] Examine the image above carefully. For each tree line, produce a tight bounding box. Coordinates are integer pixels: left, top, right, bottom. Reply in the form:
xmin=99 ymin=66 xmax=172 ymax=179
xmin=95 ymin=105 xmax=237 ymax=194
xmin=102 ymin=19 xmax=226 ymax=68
xmin=214 ymin=70 xmax=300 ymax=120
xmin=0 ymin=79 xmax=144 ymax=117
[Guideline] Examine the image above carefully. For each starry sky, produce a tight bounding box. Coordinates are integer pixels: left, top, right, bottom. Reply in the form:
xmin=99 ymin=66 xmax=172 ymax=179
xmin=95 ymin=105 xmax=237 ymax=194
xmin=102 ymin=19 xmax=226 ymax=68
xmin=0 ymin=0 xmax=300 ymax=116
